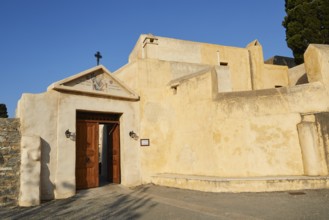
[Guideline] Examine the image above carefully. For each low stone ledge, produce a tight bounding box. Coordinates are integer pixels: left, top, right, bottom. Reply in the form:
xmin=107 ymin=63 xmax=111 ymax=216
xmin=151 ymin=174 xmax=329 ymax=193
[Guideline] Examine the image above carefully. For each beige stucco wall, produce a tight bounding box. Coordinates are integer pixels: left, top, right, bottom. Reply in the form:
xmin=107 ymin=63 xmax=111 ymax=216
xmin=201 ymin=44 xmax=252 ymax=91
xmin=17 ymin=89 xmax=140 ymax=201
xmin=145 ymin=70 xmax=305 ymax=181
xmin=315 ymin=113 xmax=329 ymax=171
xmin=246 ymin=40 xmax=264 ymax=90
xmin=19 ymin=135 xmax=41 ymax=206
xmin=263 ymin=64 xmax=289 ymax=88
xmin=17 ymin=91 xmax=59 ymax=200
xmin=288 ymin=64 xmax=307 ymax=86
xmin=305 ymin=44 xmax=329 ymax=87
xmin=16 ymin=34 xmax=329 ymax=204
xmin=115 ymin=59 xmax=326 ymax=184
xmin=116 ymin=39 xmax=329 ymax=184
xmin=129 ymin=35 xmax=289 ymax=93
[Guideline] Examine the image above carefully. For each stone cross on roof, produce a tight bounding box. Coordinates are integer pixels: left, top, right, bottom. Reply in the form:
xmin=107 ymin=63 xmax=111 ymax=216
xmin=94 ymin=51 xmax=102 ymax=65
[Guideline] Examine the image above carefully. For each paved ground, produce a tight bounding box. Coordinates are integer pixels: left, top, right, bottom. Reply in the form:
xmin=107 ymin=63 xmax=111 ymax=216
xmin=1 ymin=184 xmax=329 ymax=219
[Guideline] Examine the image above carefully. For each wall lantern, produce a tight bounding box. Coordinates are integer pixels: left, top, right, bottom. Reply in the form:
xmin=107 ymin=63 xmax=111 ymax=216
xmin=129 ymin=131 xmax=139 ymax=140
xmin=65 ymin=129 xmax=75 ymax=139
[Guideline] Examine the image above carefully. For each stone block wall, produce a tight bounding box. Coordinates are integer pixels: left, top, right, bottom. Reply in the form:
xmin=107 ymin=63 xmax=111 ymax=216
xmin=0 ymin=118 xmax=20 ymax=206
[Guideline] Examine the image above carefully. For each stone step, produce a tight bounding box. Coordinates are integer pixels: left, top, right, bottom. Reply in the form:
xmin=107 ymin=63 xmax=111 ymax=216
xmin=151 ymin=173 xmax=329 ymax=193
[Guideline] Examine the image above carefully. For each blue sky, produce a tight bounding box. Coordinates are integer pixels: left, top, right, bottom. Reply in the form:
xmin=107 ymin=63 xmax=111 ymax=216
xmin=0 ymin=0 xmax=292 ymax=117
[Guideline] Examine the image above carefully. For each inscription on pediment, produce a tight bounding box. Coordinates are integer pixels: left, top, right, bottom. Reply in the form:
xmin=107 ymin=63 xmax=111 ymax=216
xmin=64 ymin=70 xmax=123 ymax=93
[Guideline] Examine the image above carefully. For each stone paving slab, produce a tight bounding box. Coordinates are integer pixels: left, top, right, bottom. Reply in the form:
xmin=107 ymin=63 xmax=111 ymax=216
xmin=1 ymin=184 xmax=329 ymax=219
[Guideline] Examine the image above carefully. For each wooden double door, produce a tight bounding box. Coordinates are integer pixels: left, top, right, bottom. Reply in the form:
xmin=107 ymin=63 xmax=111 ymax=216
xmin=76 ymin=115 xmax=121 ymax=190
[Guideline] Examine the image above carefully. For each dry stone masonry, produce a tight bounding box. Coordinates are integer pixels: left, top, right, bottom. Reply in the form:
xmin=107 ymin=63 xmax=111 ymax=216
xmin=0 ymin=119 xmax=20 ymax=206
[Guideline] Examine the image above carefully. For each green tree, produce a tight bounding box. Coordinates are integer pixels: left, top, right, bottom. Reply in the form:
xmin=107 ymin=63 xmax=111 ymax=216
xmin=0 ymin=104 xmax=8 ymax=118
xmin=282 ymin=0 xmax=329 ymax=64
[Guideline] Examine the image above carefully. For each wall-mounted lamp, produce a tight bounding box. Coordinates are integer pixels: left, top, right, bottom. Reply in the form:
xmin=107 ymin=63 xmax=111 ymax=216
xmin=65 ymin=129 xmax=75 ymax=139
xmin=129 ymin=131 xmax=139 ymax=140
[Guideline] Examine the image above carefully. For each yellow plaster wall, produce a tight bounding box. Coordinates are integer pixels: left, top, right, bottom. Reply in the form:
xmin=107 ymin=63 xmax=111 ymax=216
xmin=128 ymin=35 xmax=291 ymax=93
xmin=16 ymin=37 xmax=329 ymax=201
xmin=246 ymin=41 xmax=264 ymax=90
xmin=143 ymin=71 xmax=214 ymax=179
xmin=113 ymin=62 xmax=139 ymax=93
xmin=305 ymin=44 xmax=329 ymax=87
xmin=263 ymin=64 xmax=289 ymax=88
xmin=17 ymin=91 xmax=59 ymax=200
xmin=115 ymin=57 xmax=328 ymax=183
xmin=200 ymin=44 xmax=252 ymax=91
xmin=315 ymin=113 xmax=329 ymax=171
xmin=288 ymin=64 xmax=307 ymax=86
xmin=17 ymin=89 xmax=141 ymax=201
xmin=129 ymin=36 xmax=254 ymax=91
xmin=141 ymin=69 xmax=305 ymax=179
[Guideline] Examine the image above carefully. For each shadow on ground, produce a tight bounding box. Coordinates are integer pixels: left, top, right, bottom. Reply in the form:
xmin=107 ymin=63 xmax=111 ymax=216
xmin=0 ymin=184 xmax=157 ymax=220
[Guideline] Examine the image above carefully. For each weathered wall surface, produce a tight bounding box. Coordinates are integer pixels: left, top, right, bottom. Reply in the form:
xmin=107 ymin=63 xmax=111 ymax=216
xmin=288 ymin=64 xmax=307 ymax=86
xmin=115 ymin=42 xmax=329 ymax=184
xmin=132 ymin=65 xmax=307 ymax=181
xmin=246 ymin=40 xmax=264 ymax=90
xmin=201 ymin=44 xmax=251 ymax=91
xmin=17 ymin=91 xmax=58 ymax=201
xmin=304 ymin=44 xmax=329 ymax=86
xmin=55 ymin=92 xmax=140 ymax=198
xmin=19 ymin=135 xmax=41 ymax=207
xmin=17 ymin=87 xmax=140 ymax=202
xmin=128 ymin=35 xmax=288 ymax=93
xmin=0 ymin=119 xmax=20 ymax=207
xmin=315 ymin=113 xmax=329 ymax=172
xmin=14 ymin=35 xmax=329 ymax=203
xmin=263 ymin=64 xmax=289 ymax=88
xmin=114 ymin=62 xmax=139 ymax=93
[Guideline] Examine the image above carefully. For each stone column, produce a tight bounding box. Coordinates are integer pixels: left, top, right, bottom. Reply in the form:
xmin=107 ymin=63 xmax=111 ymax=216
xmin=19 ymin=135 xmax=41 ymax=206
xmin=297 ymin=114 xmax=327 ymax=176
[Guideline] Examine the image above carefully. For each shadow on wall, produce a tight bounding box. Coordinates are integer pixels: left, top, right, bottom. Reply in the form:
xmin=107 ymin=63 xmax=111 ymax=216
xmin=315 ymin=113 xmax=329 ymax=170
xmin=296 ymin=73 xmax=309 ymax=85
xmin=0 ymin=154 xmax=4 ymax=165
xmin=40 ymin=138 xmax=54 ymax=200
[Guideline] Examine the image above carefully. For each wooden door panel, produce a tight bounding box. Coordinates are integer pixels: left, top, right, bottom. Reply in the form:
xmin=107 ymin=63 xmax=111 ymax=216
xmin=76 ymin=121 xmax=99 ymax=189
xmin=112 ymin=123 xmax=120 ymax=183
xmin=108 ymin=123 xmax=120 ymax=183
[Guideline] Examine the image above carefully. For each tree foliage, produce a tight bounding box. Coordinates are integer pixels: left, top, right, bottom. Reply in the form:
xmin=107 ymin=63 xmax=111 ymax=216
xmin=282 ymin=0 xmax=329 ymax=64
xmin=0 ymin=104 xmax=8 ymax=118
